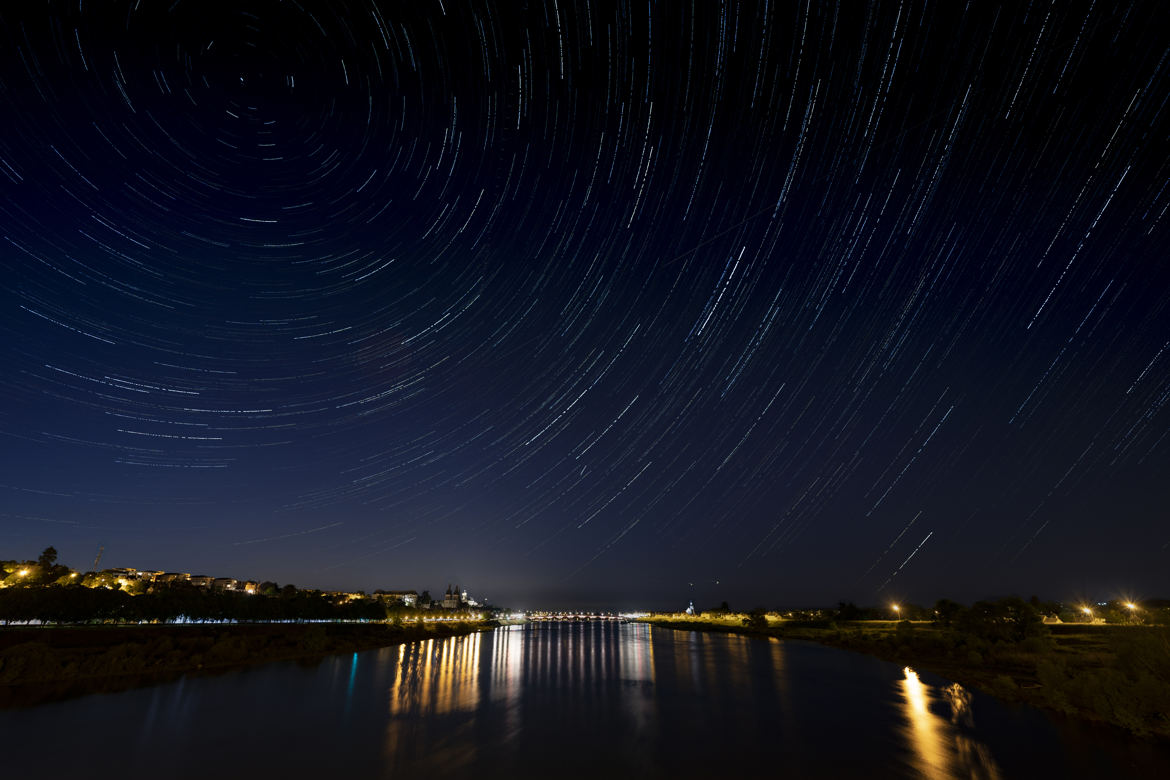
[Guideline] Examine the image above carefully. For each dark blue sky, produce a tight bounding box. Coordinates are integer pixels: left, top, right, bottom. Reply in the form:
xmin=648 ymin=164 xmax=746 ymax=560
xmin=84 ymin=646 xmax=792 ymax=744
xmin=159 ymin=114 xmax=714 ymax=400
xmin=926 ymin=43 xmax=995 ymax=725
xmin=2 ymin=1 xmax=1167 ymax=609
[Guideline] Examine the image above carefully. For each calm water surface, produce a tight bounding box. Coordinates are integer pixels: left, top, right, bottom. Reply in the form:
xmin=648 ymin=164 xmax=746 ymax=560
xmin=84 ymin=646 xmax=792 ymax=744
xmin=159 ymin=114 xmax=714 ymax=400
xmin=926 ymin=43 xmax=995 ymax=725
xmin=3 ymin=623 xmax=1166 ymax=778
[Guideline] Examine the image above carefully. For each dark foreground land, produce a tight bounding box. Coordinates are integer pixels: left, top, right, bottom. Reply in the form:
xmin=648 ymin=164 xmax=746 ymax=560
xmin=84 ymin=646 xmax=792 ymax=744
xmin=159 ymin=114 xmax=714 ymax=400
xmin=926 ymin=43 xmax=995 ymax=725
xmin=643 ymin=615 xmax=1170 ymax=741
xmin=0 ymin=620 xmax=491 ymax=708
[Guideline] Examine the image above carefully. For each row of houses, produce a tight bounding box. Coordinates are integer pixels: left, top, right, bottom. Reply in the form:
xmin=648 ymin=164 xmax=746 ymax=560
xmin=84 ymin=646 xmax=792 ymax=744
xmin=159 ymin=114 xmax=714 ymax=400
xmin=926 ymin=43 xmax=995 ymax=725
xmin=101 ymin=569 xmax=473 ymax=610
xmin=103 ymin=568 xmax=426 ymax=606
xmin=372 ymin=590 xmax=420 ymax=606
xmin=104 ymin=568 xmax=260 ymax=594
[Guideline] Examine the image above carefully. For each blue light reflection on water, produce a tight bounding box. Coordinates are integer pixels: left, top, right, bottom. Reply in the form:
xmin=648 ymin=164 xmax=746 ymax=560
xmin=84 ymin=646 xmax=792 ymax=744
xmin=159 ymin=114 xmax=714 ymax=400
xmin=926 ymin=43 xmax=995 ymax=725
xmin=0 ymin=624 xmax=1164 ymax=779
xmin=345 ymin=651 xmax=358 ymax=715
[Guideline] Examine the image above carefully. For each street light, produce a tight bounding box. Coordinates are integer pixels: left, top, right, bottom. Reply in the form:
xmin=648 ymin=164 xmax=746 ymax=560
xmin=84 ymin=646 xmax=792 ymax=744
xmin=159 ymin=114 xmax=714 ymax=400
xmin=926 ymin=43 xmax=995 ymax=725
xmin=1124 ymin=602 xmax=1137 ymax=611
xmin=892 ymin=604 xmax=901 ymax=619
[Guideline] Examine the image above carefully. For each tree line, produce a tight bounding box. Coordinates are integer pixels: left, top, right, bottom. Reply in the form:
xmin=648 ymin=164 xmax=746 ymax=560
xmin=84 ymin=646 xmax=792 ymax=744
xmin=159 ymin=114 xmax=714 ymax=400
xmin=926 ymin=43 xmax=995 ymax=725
xmin=0 ymin=582 xmax=391 ymax=624
xmin=698 ymin=595 xmax=1170 ymax=628
xmin=0 ymin=547 xmax=430 ymax=624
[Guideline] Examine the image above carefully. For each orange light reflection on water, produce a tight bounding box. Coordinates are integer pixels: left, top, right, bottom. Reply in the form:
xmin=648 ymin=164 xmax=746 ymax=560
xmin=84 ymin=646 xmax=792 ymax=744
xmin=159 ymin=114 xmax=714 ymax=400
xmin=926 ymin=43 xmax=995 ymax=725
xmin=898 ymin=666 xmax=1001 ymax=780
xmin=382 ymin=632 xmax=483 ymax=772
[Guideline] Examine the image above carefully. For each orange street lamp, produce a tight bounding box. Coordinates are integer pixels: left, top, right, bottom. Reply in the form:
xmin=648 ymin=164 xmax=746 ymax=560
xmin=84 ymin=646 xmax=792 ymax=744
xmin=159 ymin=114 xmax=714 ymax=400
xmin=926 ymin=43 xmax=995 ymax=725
xmin=1124 ymin=602 xmax=1137 ymax=611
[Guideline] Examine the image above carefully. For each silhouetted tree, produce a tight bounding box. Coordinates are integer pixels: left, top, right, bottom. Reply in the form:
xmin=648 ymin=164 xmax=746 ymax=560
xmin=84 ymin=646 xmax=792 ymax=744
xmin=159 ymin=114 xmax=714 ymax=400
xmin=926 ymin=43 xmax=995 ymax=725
xmin=742 ymin=607 xmax=767 ymax=630
xmin=933 ymin=598 xmax=964 ymax=627
xmin=38 ymin=546 xmax=58 ymax=568
xmin=957 ymin=597 xmax=1045 ymax=643
xmin=836 ymin=601 xmax=863 ymax=621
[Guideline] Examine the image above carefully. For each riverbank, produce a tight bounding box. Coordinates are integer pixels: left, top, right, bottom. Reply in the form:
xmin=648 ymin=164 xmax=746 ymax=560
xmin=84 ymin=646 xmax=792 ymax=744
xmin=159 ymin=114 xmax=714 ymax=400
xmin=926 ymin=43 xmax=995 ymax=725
xmin=0 ymin=620 xmax=493 ymax=708
xmin=641 ymin=615 xmax=1170 ymax=741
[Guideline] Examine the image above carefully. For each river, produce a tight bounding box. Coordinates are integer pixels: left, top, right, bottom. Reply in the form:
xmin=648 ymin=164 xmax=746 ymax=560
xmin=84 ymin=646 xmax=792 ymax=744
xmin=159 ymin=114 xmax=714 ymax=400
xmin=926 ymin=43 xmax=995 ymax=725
xmin=1 ymin=622 xmax=1165 ymax=778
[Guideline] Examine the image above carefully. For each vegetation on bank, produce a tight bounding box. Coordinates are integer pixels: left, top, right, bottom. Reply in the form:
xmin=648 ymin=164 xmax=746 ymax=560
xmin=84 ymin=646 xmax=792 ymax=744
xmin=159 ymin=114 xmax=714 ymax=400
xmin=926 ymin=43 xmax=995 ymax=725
xmin=0 ymin=620 xmax=492 ymax=708
xmin=0 ymin=547 xmax=494 ymax=706
xmin=643 ymin=598 xmax=1170 ymax=740
xmin=0 ymin=581 xmax=392 ymax=624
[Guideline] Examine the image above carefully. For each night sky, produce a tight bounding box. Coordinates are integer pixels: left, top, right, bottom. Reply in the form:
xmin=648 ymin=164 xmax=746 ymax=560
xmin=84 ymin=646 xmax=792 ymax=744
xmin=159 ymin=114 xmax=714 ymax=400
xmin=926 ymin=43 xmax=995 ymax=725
xmin=2 ymin=1 xmax=1167 ymax=610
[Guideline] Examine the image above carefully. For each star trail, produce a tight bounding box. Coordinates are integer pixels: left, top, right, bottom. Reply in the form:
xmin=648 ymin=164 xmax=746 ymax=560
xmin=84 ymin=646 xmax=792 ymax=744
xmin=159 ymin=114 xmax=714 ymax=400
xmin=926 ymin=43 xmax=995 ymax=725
xmin=2 ymin=1 xmax=1167 ymax=608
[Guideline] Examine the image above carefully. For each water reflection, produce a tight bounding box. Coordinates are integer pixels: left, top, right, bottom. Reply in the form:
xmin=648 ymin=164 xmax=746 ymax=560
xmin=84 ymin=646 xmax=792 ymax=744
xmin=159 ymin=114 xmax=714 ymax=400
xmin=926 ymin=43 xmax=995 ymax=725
xmin=387 ymin=632 xmax=482 ymax=716
xmin=1 ymin=626 xmax=1165 ymax=779
xmin=489 ymin=624 xmax=525 ymax=741
xmin=382 ymin=632 xmax=483 ymax=773
xmin=898 ymin=666 xmax=1002 ymax=779
xmin=619 ymin=621 xmax=655 ymax=682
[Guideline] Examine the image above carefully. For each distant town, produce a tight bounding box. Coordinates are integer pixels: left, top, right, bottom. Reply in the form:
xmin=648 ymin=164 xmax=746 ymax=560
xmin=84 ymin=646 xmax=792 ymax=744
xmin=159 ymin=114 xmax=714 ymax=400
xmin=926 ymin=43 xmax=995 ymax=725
xmin=1 ymin=546 xmax=487 ymax=616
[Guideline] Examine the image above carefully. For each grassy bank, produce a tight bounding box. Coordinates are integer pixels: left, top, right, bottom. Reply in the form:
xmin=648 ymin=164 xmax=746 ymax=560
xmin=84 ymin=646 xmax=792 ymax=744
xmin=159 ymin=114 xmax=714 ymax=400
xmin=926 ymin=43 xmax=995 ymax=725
xmin=641 ymin=614 xmax=1170 ymax=741
xmin=0 ymin=620 xmax=492 ymax=708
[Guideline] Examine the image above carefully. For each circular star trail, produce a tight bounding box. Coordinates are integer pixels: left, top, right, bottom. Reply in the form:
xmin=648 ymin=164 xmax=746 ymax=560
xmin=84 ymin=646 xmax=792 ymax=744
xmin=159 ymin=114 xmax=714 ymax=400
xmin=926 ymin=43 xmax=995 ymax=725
xmin=2 ymin=1 xmax=1168 ymax=607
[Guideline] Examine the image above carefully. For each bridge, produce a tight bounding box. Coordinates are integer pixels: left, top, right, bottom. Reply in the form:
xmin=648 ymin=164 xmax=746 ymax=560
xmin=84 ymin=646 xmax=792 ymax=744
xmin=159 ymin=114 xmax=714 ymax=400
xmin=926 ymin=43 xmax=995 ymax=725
xmin=526 ymin=612 xmax=630 ymax=623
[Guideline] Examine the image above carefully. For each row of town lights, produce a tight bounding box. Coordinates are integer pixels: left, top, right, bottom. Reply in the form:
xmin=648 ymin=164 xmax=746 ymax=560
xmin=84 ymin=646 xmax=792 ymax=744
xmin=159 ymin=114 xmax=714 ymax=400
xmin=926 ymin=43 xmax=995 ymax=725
xmin=1082 ymin=602 xmax=1139 ymax=615
xmin=890 ymin=602 xmax=1140 ymax=618
xmin=0 ymin=571 xmax=1146 ymax=618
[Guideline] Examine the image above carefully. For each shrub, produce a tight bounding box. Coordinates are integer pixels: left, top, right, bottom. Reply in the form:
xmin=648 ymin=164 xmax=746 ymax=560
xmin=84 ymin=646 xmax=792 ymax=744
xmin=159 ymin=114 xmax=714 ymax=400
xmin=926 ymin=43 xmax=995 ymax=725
xmin=742 ymin=608 xmax=767 ymax=630
xmin=956 ymin=597 xmax=1046 ymax=643
xmin=1035 ymin=659 xmax=1073 ymax=713
xmin=1017 ymin=635 xmax=1051 ymax=654
xmin=895 ymin=620 xmax=915 ymax=642
xmin=991 ymin=674 xmax=1018 ymax=698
